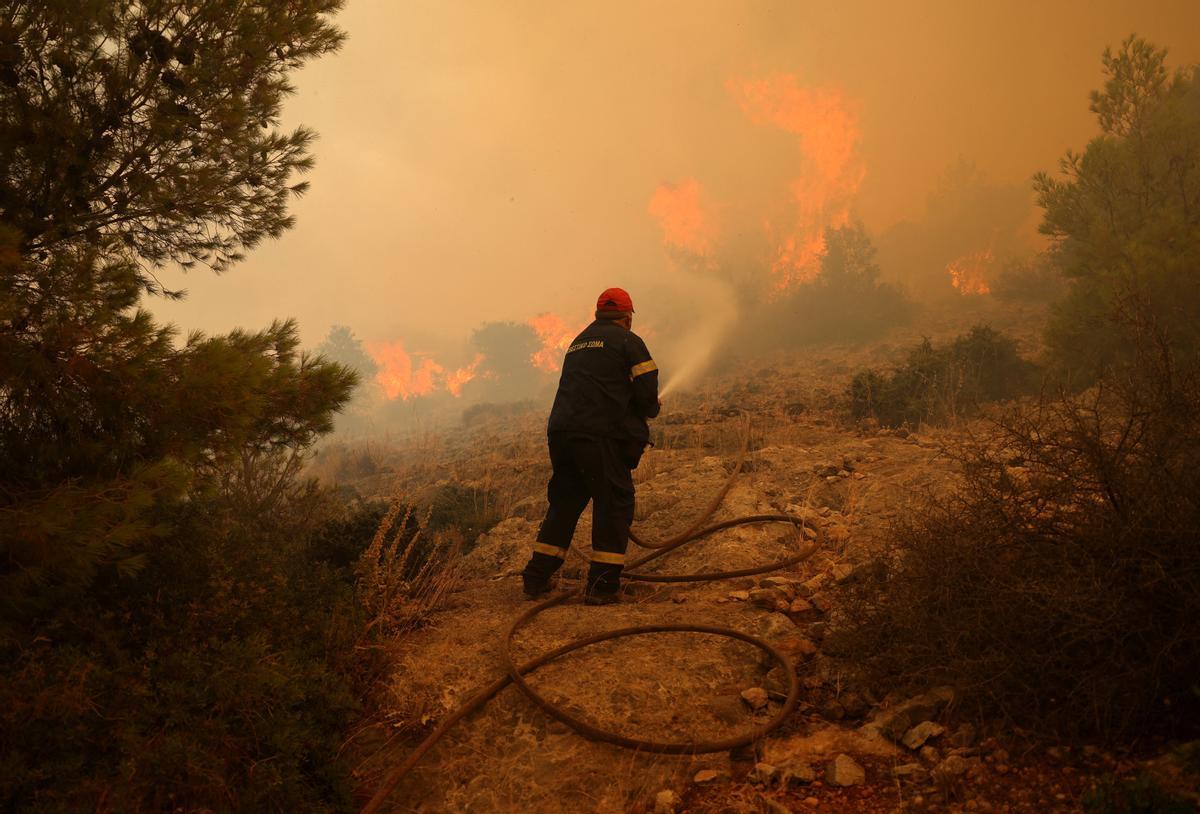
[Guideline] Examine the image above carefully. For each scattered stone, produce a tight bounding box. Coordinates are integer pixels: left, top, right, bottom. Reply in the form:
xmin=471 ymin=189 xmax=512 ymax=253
xmin=802 ymin=526 xmax=819 ymax=540
xmin=892 ymin=763 xmax=929 ymax=782
xmin=817 ymin=464 xmax=840 ymax=477
xmin=919 ymin=745 xmax=940 ymax=764
xmin=741 ymin=687 xmax=769 ymax=711
xmin=830 ymin=562 xmax=855 ymax=581
xmin=750 ymin=762 xmax=777 ymax=785
xmin=653 ymin=789 xmax=679 ymax=813
xmin=853 ymin=471 xmax=866 ymax=480
xmin=803 ymin=797 xmax=820 ymax=807
xmin=933 ymin=754 xmax=972 ymax=782
xmin=775 ymin=636 xmax=818 ymax=659
xmin=825 ymin=754 xmax=866 ymax=787
xmin=728 ymin=590 xmax=750 ymax=601
xmin=760 ymin=576 xmax=800 ymax=590
xmin=692 ymin=769 xmax=724 ymax=784
xmin=867 ymin=686 xmax=956 ymax=741
xmin=789 ymin=597 xmax=814 ymax=613
xmin=749 ymin=588 xmax=784 ymax=609
xmin=902 ymin=721 xmax=946 ymax=750
xmin=824 ymin=475 xmax=840 ymax=484
xmin=809 ymin=593 xmax=831 ymax=613
xmin=760 ymin=613 xmax=796 ymax=639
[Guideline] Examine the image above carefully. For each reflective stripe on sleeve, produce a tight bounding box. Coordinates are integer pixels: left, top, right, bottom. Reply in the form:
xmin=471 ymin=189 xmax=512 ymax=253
xmin=630 ymin=360 xmax=658 ymax=378
xmin=532 ymin=543 xmax=567 ymax=559
xmin=590 ymin=550 xmax=626 ymax=565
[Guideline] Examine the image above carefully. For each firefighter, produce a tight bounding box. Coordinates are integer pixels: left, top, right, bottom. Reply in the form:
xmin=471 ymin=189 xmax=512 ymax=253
xmin=521 ymin=287 xmax=660 ymax=605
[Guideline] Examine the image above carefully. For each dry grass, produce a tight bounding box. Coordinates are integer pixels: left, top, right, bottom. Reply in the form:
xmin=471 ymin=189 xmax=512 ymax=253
xmin=356 ymin=495 xmax=464 ymax=637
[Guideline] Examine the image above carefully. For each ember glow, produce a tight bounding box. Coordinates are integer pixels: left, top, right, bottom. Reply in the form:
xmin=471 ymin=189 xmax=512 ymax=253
xmin=528 ymin=313 xmax=584 ymax=373
xmin=729 ymin=75 xmax=865 ymax=290
xmin=366 ymin=341 xmax=444 ymax=400
xmin=647 ymin=179 xmax=717 ymax=256
xmin=947 ymin=250 xmax=994 ymax=295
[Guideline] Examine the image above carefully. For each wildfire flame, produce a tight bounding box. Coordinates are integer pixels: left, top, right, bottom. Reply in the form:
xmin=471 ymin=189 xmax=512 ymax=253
xmin=527 ymin=312 xmax=584 ymax=373
xmin=366 ymin=341 xmax=443 ymax=400
xmin=647 ymin=179 xmax=717 ymax=256
xmin=947 ymin=249 xmax=994 ymax=295
xmin=728 ymin=75 xmax=865 ymax=290
xmin=445 ymin=354 xmax=484 ymax=396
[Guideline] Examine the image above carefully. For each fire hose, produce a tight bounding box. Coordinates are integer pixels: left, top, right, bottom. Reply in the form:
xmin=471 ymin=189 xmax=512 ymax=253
xmin=362 ymin=433 xmax=819 ymax=813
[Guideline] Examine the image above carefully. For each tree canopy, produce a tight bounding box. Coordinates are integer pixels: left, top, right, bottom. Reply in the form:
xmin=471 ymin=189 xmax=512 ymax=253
xmin=0 ymin=0 xmax=344 ymax=294
xmin=1035 ymin=36 xmax=1200 ymax=376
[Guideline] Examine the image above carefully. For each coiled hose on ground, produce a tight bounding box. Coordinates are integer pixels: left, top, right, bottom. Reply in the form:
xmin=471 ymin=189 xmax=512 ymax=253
xmin=362 ymin=433 xmax=820 ymax=813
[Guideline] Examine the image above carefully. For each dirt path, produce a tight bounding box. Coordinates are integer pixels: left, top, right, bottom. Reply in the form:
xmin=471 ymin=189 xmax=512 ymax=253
xmin=356 ymin=408 xmax=962 ymax=812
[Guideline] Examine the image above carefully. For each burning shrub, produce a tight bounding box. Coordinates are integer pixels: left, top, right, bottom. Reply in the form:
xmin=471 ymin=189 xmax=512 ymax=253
xmin=848 ymin=325 xmax=1040 ymax=427
xmin=743 ymin=222 xmax=914 ymax=349
xmin=832 ymin=343 xmax=1200 ymax=740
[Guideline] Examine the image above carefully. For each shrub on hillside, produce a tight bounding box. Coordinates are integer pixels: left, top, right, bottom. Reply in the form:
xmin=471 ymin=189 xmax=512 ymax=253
xmin=746 ymin=222 xmax=914 ymax=348
xmin=990 ymin=255 xmax=1067 ymax=303
xmin=832 ymin=338 xmax=1200 ymax=740
xmin=848 ymin=326 xmax=1040 ymax=427
xmin=1 ymin=478 xmax=376 ymax=812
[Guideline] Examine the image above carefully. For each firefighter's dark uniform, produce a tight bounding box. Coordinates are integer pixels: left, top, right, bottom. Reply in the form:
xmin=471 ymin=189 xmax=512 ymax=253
xmin=522 ymin=317 xmax=660 ymax=596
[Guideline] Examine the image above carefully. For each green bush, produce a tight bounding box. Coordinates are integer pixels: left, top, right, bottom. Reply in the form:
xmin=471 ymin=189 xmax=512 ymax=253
xmin=833 ymin=342 xmax=1200 ymax=741
xmin=0 ymin=483 xmax=383 ymax=812
xmin=1083 ymin=774 xmax=1193 ymax=814
xmin=1036 ymin=38 xmax=1200 ymax=380
xmin=990 ymin=255 xmax=1067 ymax=303
xmin=848 ymin=326 xmax=1040 ymax=427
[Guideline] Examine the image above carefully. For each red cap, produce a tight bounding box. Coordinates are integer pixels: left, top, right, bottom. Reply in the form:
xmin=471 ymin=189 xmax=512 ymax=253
xmin=596 ymin=287 xmax=634 ymax=313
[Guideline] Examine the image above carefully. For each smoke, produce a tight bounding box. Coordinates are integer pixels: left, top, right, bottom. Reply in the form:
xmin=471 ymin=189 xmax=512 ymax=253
xmin=146 ymin=2 xmax=1200 ymax=412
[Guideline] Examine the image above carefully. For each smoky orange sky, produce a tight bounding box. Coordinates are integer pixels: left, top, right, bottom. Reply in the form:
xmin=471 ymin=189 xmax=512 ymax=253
xmin=153 ymin=0 xmax=1200 ymax=351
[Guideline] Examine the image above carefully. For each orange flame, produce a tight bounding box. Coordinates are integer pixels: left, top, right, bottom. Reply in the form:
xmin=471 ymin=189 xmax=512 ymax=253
xmin=445 ymin=354 xmax=484 ymax=396
xmin=947 ymin=250 xmax=994 ymax=295
xmin=527 ymin=313 xmax=584 ymax=373
xmin=728 ymin=75 xmax=865 ymax=290
xmin=647 ymin=179 xmax=717 ymax=256
xmin=366 ymin=341 xmax=443 ymax=400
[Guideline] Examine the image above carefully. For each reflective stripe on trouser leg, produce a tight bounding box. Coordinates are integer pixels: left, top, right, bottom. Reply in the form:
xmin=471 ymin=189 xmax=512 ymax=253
xmin=532 ymin=543 xmax=567 ymax=559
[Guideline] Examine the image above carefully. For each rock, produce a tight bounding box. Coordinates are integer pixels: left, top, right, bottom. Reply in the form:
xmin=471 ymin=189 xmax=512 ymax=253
xmin=707 ymin=695 xmax=746 ymax=725
xmin=892 ymin=763 xmax=928 ymax=782
xmin=728 ymin=590 xmax=750 ymax=601
xmin=867 ymin=686 xmax=956 ymax=742
xmin=947 ymin=722 xmax=976 ymax=748
xmin=803 ymin=797 xmax=820 ymax=807
xmin=750 ymin=762 xmax=777 ymax=785
xmin=749 ymin=588 xmax=784 ymax=609
xmin=760 ymin=613 xmax=796 ymax=639
xmin=809 ymin=593 xmax=831 ymax=613
xmin=932 ymin=754 xmax=972 ymax=782
xmin=779 ymin=760 xmax=817 ymax=787
xmin=825 ymin=754 xmax=866 ymax=787
xmin=764 ymin=665 xmax=790 ymax=696
xmin=692 ymin=769 xmax=724 ymax=784
xmin=817 ymin=464 xmax=840 ymax=477
xmin=818 ymin=699 xmax=845 ymax=721
xmin=802 ymin=526 xmax=819 ymax=540
xmin=741 ymin=687 xmax=769 ymax=711
xmin=789 ymin=597 xmax=814 ymax=613
xmin=760 ymin=576 xmax=800 ymax=591
xmin=902 ymin=721 xmax=946 ymax=750
xmin=831 ymin=562 xmax=855 ymax=581
xmin=840 ymin=691 xmax=870 ymax=718
xmin=774 ymin=636 xmax=818 ymax=659
xmin=919 ymin=745 xmax=940 ymax=764
xmin=653 ymin=789 xmax=679 ymax=813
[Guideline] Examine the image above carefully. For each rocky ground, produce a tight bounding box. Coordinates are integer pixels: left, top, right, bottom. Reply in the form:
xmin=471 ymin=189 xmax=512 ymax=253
xmin=332 ymin=309 xmax=1197 ymax=813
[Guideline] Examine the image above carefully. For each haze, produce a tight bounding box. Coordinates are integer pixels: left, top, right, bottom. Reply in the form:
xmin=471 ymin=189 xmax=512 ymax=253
xmin=152 ymin=0 xmax=1200 ymax=353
